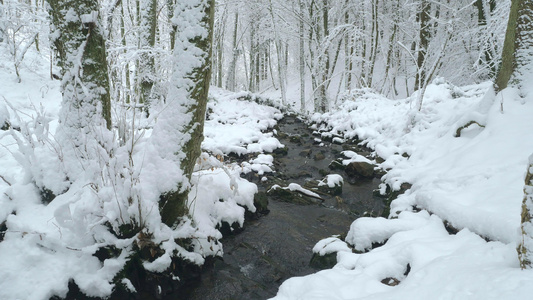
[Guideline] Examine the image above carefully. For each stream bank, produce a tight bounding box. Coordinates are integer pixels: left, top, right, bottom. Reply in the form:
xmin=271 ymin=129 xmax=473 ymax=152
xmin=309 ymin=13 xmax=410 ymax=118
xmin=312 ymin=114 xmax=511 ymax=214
xmin=173 ymin=114 xmax=384 ymax=299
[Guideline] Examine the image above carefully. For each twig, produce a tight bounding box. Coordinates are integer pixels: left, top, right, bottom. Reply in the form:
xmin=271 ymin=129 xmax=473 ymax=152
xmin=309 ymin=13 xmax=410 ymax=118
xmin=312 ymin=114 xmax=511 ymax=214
xmin=0 ymin=175 xmax=12 ymax=186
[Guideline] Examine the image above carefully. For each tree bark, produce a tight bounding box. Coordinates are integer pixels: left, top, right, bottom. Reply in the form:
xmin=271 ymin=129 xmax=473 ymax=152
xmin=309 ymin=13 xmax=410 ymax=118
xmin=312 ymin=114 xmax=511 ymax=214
xmin=415 ymin=0 xmax=430 ymax=91
xmin=226 ymin=12 xmax=239 ymax=91
xmin=269 ymin=0 xmax=287 ymax=105
xmin=367 ymin=0 xmax=379 ymax=87
xmin=138 ymin=0 xmax=157 ymax=114
xmin=494 ymin=0 xmax=533 ymax=92
xmin=518 ymin=156 xmax=533 ymax=269
xmin=344 ymin=0 xmax=353 ymax=90
xmin=48 ymin=0 xmax=112 ymax=131
xmin=158 ymin=0 xmax=215 ymax=227
xmin=299 ymin=0 xmax=306 ymax=112
xmin=168 ymin=0 xmax=177 ymax=50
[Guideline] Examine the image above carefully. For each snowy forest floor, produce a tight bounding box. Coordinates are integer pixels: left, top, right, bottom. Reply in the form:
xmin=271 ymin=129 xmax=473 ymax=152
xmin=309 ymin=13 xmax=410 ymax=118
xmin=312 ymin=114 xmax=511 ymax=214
xmin=273 ymin=81 xmax=533 ymax=299
xmin=2 ymin=44 xmax=533 ymax=299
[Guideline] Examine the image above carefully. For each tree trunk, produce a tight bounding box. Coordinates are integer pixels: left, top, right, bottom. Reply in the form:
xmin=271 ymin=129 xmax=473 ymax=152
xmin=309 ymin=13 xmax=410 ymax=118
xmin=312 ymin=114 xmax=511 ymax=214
xmin=344 ymin=0 xmax=353 ymax=90
xmin=360 ymin=2 xmax=367 ymax=86
xmin=299 ymin=0 xmax=306 ymax=112
xmin=214 ymin=7 xmax=226 ymax=88
xmin=139 ymin=0 xmax=157 ymax=114
xmin=322 ymin=0 xmax=329 ymax=78
xmin=226 ymin=12 xmax=239 ymax=91
xmin=48 ymin=0 xmax=112 ymax=131
xmin=415 ymin=0 xmax=430 ymax=91
xmin=168 ymin=0 xmax=177 ymax=50
xmin=249 ymin=22 xmax=257 ymax=92
xmin=269 ymin=0 xmax=287 ymax=104
xmin=383 ymin=2 xmax=398 ymax=95
xmin=518 ymin=155 xmax=533 ymax=269
xmin=122 ymin=2 xmax=131 ymax=104
xmin=158 ymin=0 xmax=215 ymax=227
xmin=367 ymin=0 xmax=379 ymax=87
xmin=494 ymin=0 xmax=533 ymax=92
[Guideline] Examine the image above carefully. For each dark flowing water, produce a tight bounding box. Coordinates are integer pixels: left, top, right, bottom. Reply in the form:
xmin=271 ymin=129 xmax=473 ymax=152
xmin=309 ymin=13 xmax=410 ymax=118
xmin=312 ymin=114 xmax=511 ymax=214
xmin=272 ymin=115 xmax=383 ymax=216
xmin=174 ymin=114 xmax=383 ymax=300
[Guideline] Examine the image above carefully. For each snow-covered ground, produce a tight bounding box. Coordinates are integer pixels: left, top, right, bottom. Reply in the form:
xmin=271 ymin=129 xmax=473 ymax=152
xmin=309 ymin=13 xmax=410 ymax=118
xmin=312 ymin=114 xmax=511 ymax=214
xmin=3 ymin=22 xmax=533 ymax=300
xmin=272 ymin=80 xmax=533 ymax=299
xmin=0 ymin=45 xmax=282 ymax=299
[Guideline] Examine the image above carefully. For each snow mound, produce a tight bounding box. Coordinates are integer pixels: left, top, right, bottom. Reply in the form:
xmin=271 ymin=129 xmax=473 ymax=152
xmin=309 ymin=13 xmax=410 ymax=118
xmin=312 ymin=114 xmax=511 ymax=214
xmin=203 ymin=87 xmax=284 ymax=156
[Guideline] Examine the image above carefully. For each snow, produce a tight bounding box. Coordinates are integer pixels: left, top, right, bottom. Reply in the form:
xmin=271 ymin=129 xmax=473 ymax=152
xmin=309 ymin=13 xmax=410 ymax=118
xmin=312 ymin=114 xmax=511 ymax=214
xmin=2 ymin=8 xmax=533 ymax=298
xmin=0 ymin=38 xmax=282 ymax=298
xmin=313 ymin=237 xmax=351 ymax=256
xmin=341 ymin=151 xmax=375 ymax=166
xmin=240 ymin=154 xmax=275 ymax=175
xmin=276 ymin=216 xmax=531 ymax=300
xmin=203 ymin=87 xmax=284 ymax=156
xmin=345 ymin=211 xmax=431 ymax=252
xmin=272 ymin=79 xmax=533 ymax=299
xmin=318 ymin=174 xmax=343 ymax=188
xmin=269 ymin=183 xmax=322 ymax=199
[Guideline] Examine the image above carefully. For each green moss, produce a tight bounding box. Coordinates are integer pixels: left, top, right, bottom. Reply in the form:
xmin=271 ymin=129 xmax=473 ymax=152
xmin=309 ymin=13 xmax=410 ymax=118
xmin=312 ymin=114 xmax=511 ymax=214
xmin=494 ymin=0 xmax=520 ymax=91
xmin=309 ymin=252 xmax=337 ymax=270
xmin=455 ymin=120 xmax=485 ymax=137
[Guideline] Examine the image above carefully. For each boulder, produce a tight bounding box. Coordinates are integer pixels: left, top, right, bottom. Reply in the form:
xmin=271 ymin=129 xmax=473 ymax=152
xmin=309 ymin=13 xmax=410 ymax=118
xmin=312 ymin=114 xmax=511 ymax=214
xmin=289 ymin=135 xmax=302 ymax=145
xmin=304 ymin=175 xmax=343 ymax=196
xmin=313 ymin=152 xmax=326 ymax=161
xmin=309 ymin=252 xmax=337 ymax=270
xmin=267 ymin=185 xmax=317 ymax=205
xmin=272 ymin=146 xmax=288 ymax=157
xmin=299 ymin=149 xmax=312 ymax=158
xmin=328 ymin=159 xmax=345 ymax=171
xmin=253 ymin=192 xmax=269 ymax=214
xmin=345 ymin=161 xmax=375 ymax=178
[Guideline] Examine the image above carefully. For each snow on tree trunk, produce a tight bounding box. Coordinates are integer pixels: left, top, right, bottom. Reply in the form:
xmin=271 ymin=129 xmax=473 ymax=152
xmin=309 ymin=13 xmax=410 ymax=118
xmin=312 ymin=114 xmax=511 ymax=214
xmin=226 ymin=12 xmax=239 ymax=91
xmin=48 ymin=1 xmax=112 ymax=132
xmin=518 ymin=155 xmax=533 ymax=269
xmin=415 ymin=0 xmax=430 ymax=92
xmin=47 ymin=0 xmax=113 ymax=194
xmin=138 ymin=0 xmax=158 ymax=114
xmin=268 ymin=0 xmax=287 ymax=105
xmin=156 ymin=0 xmax=214 ymax=227
xmin=299 ymin=0 xmax=306 ymax=112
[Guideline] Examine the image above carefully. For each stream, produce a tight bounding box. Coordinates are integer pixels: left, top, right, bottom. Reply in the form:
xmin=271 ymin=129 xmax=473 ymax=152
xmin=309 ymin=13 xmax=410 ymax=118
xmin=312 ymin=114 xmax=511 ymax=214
xmin=172 ymin=114 xmax=384 ymax=300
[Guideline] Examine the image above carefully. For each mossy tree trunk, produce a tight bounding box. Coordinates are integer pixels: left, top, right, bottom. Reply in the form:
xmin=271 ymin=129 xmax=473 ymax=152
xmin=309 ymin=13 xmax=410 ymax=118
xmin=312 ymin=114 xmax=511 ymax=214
xmin=168 ymin=0 xmax=177 ymax=50
xmin=494 ymin=0 xmax=533 ymax=92
xmin=138 ymin=0 xmax=158 ymax=114
xmin=47 ymin=0 xmax=112 ymax=131
xmin=518 ymin=157 xmax=533 ymax=269
xmin=414 ymin=0 xmax=430 ymax=91
xmin=158 ymin=0 xmax=215 ymax=227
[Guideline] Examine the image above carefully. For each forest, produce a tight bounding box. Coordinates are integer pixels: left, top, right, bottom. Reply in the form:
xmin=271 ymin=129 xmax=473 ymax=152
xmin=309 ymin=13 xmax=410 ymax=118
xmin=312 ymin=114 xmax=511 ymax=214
xmin=0 ymin=0 xmax=533 ymax=299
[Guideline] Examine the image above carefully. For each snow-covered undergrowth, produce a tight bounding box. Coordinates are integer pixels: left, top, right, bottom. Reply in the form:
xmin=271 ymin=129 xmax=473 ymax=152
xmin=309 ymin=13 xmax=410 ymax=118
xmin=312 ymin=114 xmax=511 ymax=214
xmin=0 ymin=45 xmax=282 ymax=299
xmin=273 ymin=79 xmax=533 ymax=299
